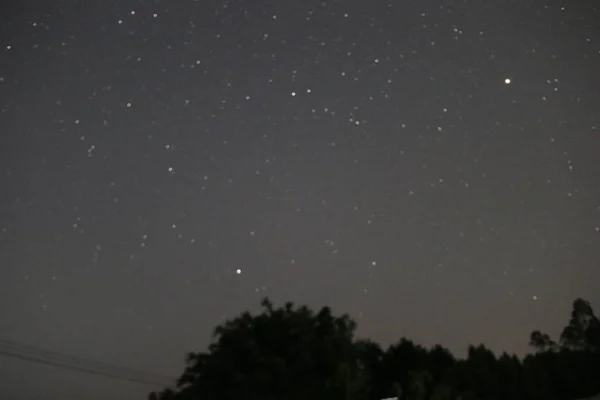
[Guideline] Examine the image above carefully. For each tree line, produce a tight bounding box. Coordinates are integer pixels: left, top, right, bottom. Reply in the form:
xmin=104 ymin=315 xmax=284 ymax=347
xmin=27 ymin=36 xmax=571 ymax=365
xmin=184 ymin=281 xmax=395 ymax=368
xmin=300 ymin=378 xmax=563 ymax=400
xmin=149 ymin=297 xmax=600 ymax=400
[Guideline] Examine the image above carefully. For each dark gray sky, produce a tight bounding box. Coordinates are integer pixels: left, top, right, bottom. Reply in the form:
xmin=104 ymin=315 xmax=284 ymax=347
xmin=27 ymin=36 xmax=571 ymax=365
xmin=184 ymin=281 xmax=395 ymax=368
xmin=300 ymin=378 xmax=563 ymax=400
xmin=1 ymin=0 xmax=599 ymax=398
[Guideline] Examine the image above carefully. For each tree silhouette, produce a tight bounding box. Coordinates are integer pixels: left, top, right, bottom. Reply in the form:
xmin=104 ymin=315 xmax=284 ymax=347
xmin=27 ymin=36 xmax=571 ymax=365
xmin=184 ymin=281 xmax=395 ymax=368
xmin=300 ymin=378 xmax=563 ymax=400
xmin=355 ymin=339 xmax=389 ymax=400
xmin=529 ymin=330 xmax=557 ymax=352
xmin=150 ymin=298 xmax=367 ymax=400
xmin=151 ymin=297 xmax=600 ymax=400
xmin=560 ymin=298 xmax=600 ymax=352
xmin=529 ymin=298 xmax=600 ymax=354
xmin=523 ymin=298 xmax=600 ymax=400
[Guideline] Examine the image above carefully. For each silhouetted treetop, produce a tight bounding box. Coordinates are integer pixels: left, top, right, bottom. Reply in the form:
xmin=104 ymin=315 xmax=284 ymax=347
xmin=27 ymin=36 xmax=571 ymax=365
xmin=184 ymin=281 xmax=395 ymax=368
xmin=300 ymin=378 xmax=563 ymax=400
xmin=529 ymin=297 xmax=600 ymax=354
xmin=150 ymin=297 xmax=600 ymax=400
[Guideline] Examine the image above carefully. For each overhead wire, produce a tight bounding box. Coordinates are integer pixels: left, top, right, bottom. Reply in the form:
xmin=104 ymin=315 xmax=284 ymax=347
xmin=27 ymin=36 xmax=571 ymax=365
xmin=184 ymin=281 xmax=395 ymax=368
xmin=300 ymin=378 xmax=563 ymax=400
xmin=0 ymin=339 xmax=176 ymax=388
xmin=0 ymin=339 xmax=174 ymax=384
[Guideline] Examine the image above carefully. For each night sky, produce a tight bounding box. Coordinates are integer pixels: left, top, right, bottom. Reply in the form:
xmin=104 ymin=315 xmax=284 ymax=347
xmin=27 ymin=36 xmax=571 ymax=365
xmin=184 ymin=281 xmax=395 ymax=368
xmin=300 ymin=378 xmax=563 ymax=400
xmin=1 ymin=0 xmax=599 ymax=398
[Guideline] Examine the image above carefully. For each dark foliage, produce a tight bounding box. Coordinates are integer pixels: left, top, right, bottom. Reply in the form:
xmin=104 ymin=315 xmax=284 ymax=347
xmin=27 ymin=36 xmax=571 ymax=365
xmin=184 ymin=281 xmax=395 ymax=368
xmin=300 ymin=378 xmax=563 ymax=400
xmin=150 ymin=297 xmax=600 ymax=400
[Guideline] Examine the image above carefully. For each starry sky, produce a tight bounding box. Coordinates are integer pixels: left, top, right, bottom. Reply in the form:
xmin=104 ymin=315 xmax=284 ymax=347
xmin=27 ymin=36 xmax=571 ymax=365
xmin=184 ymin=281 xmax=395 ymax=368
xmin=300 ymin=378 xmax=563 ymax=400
xmin=1 ymin=0 xmax=599 ymax=398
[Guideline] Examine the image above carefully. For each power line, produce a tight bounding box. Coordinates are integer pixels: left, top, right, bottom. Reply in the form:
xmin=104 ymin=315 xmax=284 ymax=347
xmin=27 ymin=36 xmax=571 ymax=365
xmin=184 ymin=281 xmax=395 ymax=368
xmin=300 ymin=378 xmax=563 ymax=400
xmin=0 ymin=339 xmax=175 ymax=384
xmin=0 ymin=339 xmax=176 ymax=388
xmin=0 ymin=349 xmax=168 ymax=387
xmin=0 ymin=340 xmax=173 ymax=386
